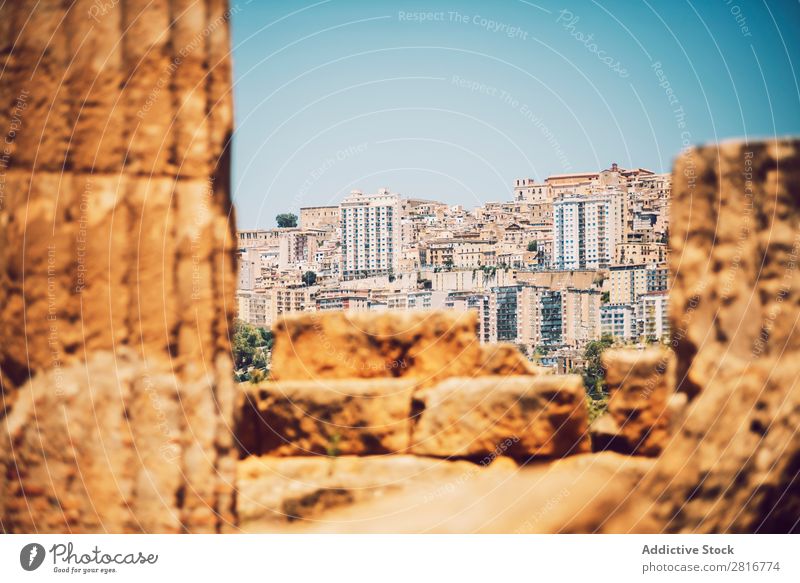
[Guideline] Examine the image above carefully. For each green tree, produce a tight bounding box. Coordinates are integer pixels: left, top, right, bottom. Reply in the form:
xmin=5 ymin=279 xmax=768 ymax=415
xmin=276 ymin=213 xmax=298 ymax=228
xmin=249 ymin=368 xmax=267 ymax=384
xmin=586 ymin=393 xmax=609 ymax=424
xmin=531 ymin=345 xmax=548 ymax=363
xmin=582 ymin=334 xmax=614 ymax=399
xmin=232 ymin=325 xmax=256 ymax=370
xmin=527 ymin=240 xmax=538 ymax=252
xmin=252 ymin=349 xmax=269 ymax=371
xmin=258 ymin=328 xmax=274 ymax=349
xmin=302 ymin=270 xmax=317 ymax=286
xmin=232 ymin=319 xmax=271 ymax=371
xmin=601 ymin=291 xmax=610 ymax=303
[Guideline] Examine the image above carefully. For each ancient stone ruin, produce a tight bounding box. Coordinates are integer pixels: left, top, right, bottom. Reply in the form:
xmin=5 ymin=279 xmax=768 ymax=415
xmin=233 ymin=310 xmax=673 ymax=532
xmin=0 ymin=0 xmax=237 ymax=533
xmin=1 ymin=1 xmax=798 ymax=533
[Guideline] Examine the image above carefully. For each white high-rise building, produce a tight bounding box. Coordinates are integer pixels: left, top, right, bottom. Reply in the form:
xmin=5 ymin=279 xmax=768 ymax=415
xmin=553 ymin=193 xmax=622 ymax=270
xmin=639 ymin=291 xmax=670 ymax=342
xmin=340 ymin=188 xmax=400 ymax=280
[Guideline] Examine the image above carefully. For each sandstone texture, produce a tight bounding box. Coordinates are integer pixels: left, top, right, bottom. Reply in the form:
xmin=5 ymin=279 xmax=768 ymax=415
xmin=597 ymin=139 xmax=800 ymax=533
xmin=235 ymin=379 xmax=416 ymax=457
xmin=270 ymin=310 xmax=482 ymax=385
xmin=597 ymin=348 xmax=675 ymax=456
xmin=236 ymin=455 xmax=498 ymax=532
xmin=302 ymin=452 xmax=654 ymax=533
xmin=476 ymin=343 xmax=549 ymax=376
xmin=411 ymin=375 xmax=590 ymax=459
xmin=0 ymin=0 xmax=237 ymax=533
xmin=588 ymin=413 xmax=624 ymax=453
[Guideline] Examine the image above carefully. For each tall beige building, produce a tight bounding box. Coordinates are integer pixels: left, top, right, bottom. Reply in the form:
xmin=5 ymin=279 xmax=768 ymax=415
xmin=608 ymin=264 xmax=648 ymax=304
xmin=300 ymin=205 xmax=340 ymax=230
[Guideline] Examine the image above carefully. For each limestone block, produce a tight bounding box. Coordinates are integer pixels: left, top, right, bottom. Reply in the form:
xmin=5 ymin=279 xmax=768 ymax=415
xmin=270 ymin=310 xmax=481 ymax=386
xmin=236 ymin=455 xmax=497 ymax=532
xmin=601 ymin=348 xmax=675 ymax=456
xmin=476 ymin=343 xmax=548 ymax=376
xmin=411 ymin=375 xmax=590 ymax=459
xmin=236 ymin=378 xmax=416 ymax=456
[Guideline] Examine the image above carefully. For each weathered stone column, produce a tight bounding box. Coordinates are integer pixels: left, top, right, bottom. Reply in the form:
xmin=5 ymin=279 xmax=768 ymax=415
xmin=603 ymin=138 xmax=800 ymax=533
xmin=0 ymin=0 xmax=237 ymax=533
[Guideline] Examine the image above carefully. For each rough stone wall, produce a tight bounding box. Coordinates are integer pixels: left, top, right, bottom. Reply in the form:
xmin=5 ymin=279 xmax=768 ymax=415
xmin=592 ymin=348 xmax=675 ymax=457
xmin=239 ymin=310 xmax=588 ymax=462
xmin=270 ymin=140 xmax=799 ymax=534
xmin=597 ymin=139 xmax=800 ymax=533
xmin=0 ymin=0 xmax=237 ymax=533
xmin=235 ymin=310 xmax=589 ymax=531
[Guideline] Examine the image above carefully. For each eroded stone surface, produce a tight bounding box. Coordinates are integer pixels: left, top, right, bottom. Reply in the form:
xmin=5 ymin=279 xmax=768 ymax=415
xmin=476 ymin=343 xmax=549 ymax=376
xmin=0 ymin=349 xmax=236 ymax=533
xmin=235 ymin=379 xmax=416 ymax=457
xmin=298 ymin=452 xmax=654 ymax=533
xmin=598 ymin=139 xmax=800 ymax=533
xmin=236 ymin=455 xmax=496 ymax=532
xmin=0 ymin=0 xmax=236 ymax=533
xmin=411 ymin=375 xmax=590 ymax=459
xmin=599 ymin=348 xmax=675 ymax=456
xmin=270 ymin=310 xmax=482 ymax=386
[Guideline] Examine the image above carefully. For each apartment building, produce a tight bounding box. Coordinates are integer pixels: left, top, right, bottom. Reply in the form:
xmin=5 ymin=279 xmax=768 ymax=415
xmin=561 ymin=288 xmax=601 ymax=348
xmin=640 ymin=291 xmax=670 ymax=342
xmin=469 ymin=293 xmax=492 ymax=344
xmin=489 ymin=285 xmax=525 ymax=342
xmin=601 ymin=303 xmax=636 ymax=342
xmin=340 ymin=188 xmax=400 ymax=279
xmin=615 ymin=242 xmax=667 ymax=265
xmin=238 ymin=247 xmax=258 ymax=291
xmin=646 ymin=264 xmax=669 ymax=293
xmin=407 ymin=290 xmax=447 ymax=310
xmin=236 ymin=286 xmax=315 ymax=328
xmin=236 ymin=289 xmax=269 ymax=327
xmin=538 ymin=290 xmax=564 ymax=348
xmin=426 ymin=238 xmax=497 ymax=269
xmin=444 ymin=291 xmax=490 ymax=343
xmin=385 ymin=290 xmax=447 ymax=310
xmin=277 ymin=229 xmax=325 ymax=269
xmin=300 ymin=205 xmax=340 ymax=230
xmin=248 ymin=290 xmax=269 ymax=327
xmin=608 ymin=264 xmax=648 ymax=305
xmin=316 ymin=294 xmax=370 ymax=311
xmin=553 ymin=193 xmax=621 ymax=270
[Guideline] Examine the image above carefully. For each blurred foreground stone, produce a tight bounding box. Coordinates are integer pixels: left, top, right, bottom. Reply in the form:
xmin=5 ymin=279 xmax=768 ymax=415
xmin=599 ymin=139 xmax=800 ymax=533
xmin=236 ymin=455 xmax=505 ymax=532
xmin=289 ymin=452 xmax=654 ymax=533
xmin=591 ymin=348 xmax=675 ymax=456
xmin=477 ymin=343 xmax=549 ymax=375
xmin=236 ymin=372 xmax=589 ymax=461
xmin=0 ymin=0 xmax=237 ymax=533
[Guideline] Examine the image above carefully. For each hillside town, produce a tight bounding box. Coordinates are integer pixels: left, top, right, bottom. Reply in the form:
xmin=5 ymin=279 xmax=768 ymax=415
xmin=236 ymin=163 xmax=670 ymax=372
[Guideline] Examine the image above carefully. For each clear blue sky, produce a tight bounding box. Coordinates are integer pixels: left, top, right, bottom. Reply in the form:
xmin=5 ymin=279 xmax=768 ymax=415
xmin=231 ymin=0 xmax=800 ymax=229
